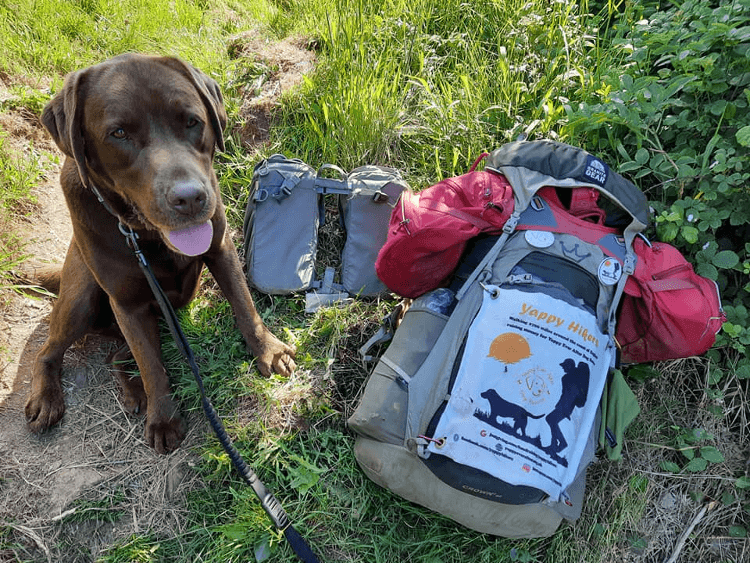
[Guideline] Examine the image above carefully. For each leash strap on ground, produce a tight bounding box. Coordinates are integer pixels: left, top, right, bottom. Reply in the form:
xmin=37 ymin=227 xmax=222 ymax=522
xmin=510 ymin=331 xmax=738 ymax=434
xmin=119 ymin=222 xmax=321 ymax=563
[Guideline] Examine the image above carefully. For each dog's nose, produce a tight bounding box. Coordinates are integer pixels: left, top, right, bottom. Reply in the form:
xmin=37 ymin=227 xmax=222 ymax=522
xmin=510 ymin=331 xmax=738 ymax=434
xmin=168 ymin=182 xmax=206 ymax=216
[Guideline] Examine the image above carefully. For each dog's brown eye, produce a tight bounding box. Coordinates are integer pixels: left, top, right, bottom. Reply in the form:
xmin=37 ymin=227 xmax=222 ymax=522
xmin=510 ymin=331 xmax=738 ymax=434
xmin=111 ymin=128 xmax=127 ymax=139
xmin=187 ymin=117 xmax=201 ymax=129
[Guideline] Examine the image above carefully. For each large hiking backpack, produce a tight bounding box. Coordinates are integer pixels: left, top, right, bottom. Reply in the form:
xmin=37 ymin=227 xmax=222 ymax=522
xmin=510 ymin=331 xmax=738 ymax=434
xmin=348 ymin=140 xmax=649 ymax=538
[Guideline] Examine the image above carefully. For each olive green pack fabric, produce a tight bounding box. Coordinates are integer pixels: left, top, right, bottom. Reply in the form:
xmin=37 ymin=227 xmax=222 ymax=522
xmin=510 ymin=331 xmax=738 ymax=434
xmin=599 ymin=369 xmax=641 ymax=461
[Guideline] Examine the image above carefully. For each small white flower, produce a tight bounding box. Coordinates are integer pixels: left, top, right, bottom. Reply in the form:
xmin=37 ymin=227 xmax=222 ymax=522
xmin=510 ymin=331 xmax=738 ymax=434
xmin=687 ymin=214 xmax=694 ymax=222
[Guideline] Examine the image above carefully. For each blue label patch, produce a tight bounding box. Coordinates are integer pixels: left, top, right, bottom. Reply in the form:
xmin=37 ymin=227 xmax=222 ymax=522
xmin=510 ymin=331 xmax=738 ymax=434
xmin=582 ymin=155 xmax=608 ymax=187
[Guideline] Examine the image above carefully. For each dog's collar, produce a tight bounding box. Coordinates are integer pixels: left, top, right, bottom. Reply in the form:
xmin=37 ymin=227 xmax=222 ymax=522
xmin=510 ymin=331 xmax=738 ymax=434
xmin=86 ymin=183 xmax=145 ymax=260
xmin=89 ymin=184 xmax=121 ymax=220
xmin=88 ymin=182 xmax=149 ymax=233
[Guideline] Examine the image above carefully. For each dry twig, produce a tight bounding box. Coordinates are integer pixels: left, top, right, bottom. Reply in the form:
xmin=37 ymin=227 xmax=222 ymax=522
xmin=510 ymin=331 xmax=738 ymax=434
xmin=663 ymin=501 xmax=718 ymax=563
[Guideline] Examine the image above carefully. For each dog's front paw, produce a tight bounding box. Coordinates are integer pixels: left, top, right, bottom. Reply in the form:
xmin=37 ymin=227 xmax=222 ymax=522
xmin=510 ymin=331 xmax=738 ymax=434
xmin=255 ymin=332 xmax=297 ymax=378
xmin=144 ymin=396 xmax=185 ymax=454
xmin=25 ymin=387 xmax=66 ymax=432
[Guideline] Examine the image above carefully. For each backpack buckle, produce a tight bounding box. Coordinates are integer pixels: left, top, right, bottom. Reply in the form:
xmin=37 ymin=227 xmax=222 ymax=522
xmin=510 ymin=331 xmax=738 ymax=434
xmin=273 ymin=173 xmax=302 ymax=202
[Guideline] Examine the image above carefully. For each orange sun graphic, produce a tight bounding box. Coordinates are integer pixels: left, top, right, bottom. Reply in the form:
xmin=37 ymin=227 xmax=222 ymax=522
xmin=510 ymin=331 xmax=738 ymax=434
xmin=487 ymin=332 xmax=531 ymax=364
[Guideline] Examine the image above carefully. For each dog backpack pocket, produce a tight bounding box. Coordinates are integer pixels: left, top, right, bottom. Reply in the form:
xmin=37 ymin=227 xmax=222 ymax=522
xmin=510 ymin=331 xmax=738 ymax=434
xmin=616 ymin=237 xmax=726 ymax=363
xmin=339 ymin=166 xmax=408 ymax=296
xmin=244 ymin=154 xmax=321 ymax=294
xmin=349 ymin=139 xmax=650 ymax=538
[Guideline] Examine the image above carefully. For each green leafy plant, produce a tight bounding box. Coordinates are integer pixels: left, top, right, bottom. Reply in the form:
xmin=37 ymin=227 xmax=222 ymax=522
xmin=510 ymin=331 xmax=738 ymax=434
xmin=564 ymin=0 xmax=750 ymax=361
xmin=660 ymin=426 xmax=726 ymax=474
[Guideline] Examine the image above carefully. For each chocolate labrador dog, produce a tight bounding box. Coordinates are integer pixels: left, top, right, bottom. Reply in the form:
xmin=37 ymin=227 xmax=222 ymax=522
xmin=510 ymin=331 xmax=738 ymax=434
xmin=26 ymin=53 xmax=296 ymax=453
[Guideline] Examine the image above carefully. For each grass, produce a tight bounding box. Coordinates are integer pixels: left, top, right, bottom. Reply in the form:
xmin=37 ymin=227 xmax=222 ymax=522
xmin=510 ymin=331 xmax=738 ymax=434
xmin=0 ymin=126 xmax=45 ymax=306
xmin=0 ymin=0 xmax=747 ymax=562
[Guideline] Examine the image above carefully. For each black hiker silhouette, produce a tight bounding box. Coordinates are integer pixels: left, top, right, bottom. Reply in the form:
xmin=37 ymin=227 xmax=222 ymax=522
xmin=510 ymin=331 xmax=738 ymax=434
xmin=545 ymin=359 xmax=590 ymax=455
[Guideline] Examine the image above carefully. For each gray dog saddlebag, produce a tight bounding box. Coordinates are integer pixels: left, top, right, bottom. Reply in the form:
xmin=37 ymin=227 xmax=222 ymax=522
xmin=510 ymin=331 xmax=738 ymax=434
xmin=245 ymin=156 xmax=407 ymax=298
xmin=244 ymin=154 xmax=320 ymax=294
xmin=340 ymin=165 xmax=408 ymax=296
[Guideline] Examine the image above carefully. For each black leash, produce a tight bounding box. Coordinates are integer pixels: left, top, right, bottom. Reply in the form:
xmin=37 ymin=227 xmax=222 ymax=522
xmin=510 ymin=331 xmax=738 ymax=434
xmin=109 ymin=211 xmax=320 ymax=562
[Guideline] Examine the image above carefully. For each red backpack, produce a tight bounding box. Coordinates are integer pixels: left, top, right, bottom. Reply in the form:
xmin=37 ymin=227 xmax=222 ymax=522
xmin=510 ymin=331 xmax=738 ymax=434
xmin=616 ymin=237 xmax=726 ymax=363
xmin=375 ymin=158 xmax=514 ymax=298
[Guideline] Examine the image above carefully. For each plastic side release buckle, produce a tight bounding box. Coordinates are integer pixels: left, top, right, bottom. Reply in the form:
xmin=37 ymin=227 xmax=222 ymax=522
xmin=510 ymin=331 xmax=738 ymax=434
xmin=273 ymin=173 xmax=303 ymax=202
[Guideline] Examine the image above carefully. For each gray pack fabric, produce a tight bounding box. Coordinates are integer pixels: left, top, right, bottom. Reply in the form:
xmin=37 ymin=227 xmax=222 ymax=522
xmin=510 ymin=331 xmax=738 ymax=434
xmin=244 ymin=155 xmax=322 ymax=294
xmin=243 ymin=155 xmax=407 ymax=297
xmin=348 ymin=140 xmax=647 ymax=538
xmin=340 ymin=166 xmax=409 ymax=296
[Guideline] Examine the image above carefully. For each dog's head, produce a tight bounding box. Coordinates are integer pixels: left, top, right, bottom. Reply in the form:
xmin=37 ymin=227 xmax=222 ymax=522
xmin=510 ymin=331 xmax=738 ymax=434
xmin=42 ymin=53 xmax=228 ymax=256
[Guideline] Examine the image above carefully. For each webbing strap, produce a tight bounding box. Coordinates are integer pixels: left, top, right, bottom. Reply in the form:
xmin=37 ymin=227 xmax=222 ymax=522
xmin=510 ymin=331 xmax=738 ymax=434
xmin=455 ymin=210 xmax=520 ymax=301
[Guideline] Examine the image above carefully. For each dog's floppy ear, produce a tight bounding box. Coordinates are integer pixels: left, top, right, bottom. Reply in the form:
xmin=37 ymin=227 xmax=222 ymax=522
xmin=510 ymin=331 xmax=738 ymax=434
xmin=162 ymin=57 xmax=227 ymax=153
xmin=41 ymin=70 xmax=91 ymax=189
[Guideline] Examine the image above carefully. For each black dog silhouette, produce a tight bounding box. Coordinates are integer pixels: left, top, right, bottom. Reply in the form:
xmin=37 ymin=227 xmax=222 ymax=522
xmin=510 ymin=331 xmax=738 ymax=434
xmin=545 ymin=359 xmax=590 ymax=454
xmin=480 ymin=388 xmax=542 ymax=437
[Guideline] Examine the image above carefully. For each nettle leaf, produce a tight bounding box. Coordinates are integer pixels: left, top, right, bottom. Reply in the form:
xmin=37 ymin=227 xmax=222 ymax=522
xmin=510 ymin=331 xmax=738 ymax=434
xmin=660 ymin=460 xmax=681 ymax=473
xmin=736 ymin=476 xmax=750 ymax=489
xmin=708 ymin=367 xmax=724 ymax=385
xmin=737 ymin=125 xmax=750 ymax=147
xmin=699 ymin=446 xmax=725 ymax=464
xmin=712 ymin=250 xmax=740 ymax=269
xmin=627 ymin=364 xmax=661 ymax=382
xmin=683 ymin=457 xmax=708 ymax=473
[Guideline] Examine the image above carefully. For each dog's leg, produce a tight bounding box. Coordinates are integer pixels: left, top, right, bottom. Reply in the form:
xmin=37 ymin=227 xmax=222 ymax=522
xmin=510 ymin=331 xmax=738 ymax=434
xmin=109 ymin=302 xmax=184 ymax=453
xmin=106 ymin=343 xmax=147 ymax=415
xmin=26 ymin=244 xmax=102 ymax=431
xmin=204 ymin=234 xmax=296 ymax=377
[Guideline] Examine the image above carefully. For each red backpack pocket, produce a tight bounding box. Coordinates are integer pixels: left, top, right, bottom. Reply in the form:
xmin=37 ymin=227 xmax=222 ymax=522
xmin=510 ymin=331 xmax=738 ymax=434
xmin=375 ymin=169 xmax=514 ymax=298
xmin=616 ymin=238 xmax=726 ymax=363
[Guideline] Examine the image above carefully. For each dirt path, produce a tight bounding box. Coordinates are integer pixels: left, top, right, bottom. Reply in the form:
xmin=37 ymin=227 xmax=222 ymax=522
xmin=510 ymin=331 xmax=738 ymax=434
xmin=0 ymin=38 xmax=315 ymax=562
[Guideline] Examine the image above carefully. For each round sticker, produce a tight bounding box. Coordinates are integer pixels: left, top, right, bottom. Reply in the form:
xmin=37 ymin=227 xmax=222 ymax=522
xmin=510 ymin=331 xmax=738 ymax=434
xmin=598 ymin=258 xmax=622 ymax=286
xmin=525 ymin=230 xmax=555 ymax=248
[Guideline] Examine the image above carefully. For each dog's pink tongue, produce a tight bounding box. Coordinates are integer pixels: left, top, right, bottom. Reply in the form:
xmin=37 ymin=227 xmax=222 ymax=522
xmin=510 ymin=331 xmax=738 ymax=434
xmin=168 ymin=221 xmax=213 ymax=256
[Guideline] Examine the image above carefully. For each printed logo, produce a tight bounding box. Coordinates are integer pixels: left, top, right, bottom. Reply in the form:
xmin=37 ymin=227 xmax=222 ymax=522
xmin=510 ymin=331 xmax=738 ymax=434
xmin=487 ymin=332 xmax=532 ymax=364
xmin=522 ymin=464 xmax=532 ymax=473
xmin=598 ymin=257 xmax=622 ymax=286
xmin=560 ymin=241 xmax=592 ymax=262
xmin=525 ymin=230 xmax=555 ymax=248
xmin=583 ymin=155 xmax=608 ymax=187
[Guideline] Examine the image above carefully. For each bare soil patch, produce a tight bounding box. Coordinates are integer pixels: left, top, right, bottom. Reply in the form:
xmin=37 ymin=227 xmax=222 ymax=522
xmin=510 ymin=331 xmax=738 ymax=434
xmin=0 ymin=38 xmax=315 ymax=562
